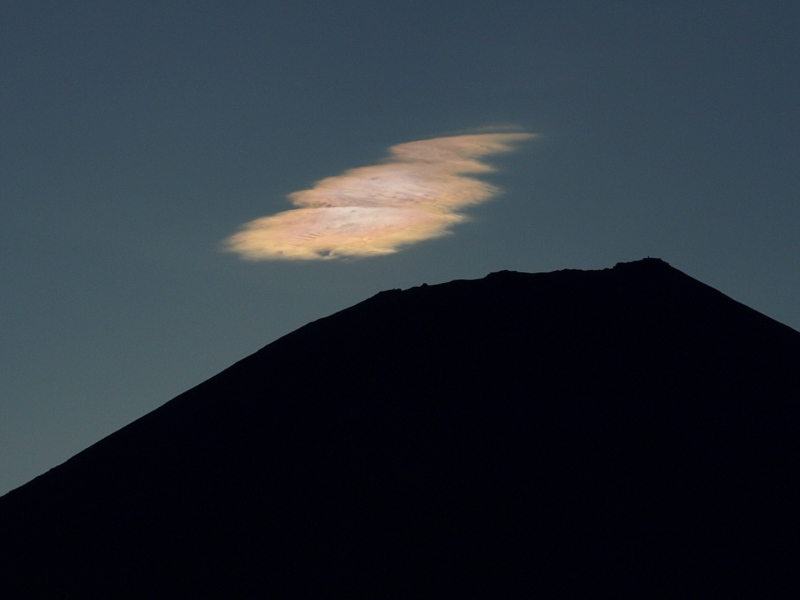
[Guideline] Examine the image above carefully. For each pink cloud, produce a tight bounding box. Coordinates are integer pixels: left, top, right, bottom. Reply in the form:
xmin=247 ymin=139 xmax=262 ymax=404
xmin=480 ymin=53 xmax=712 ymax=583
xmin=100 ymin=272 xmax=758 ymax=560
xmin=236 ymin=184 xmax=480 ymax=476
xmin=223 ymin=132 xmax=534 ymax=260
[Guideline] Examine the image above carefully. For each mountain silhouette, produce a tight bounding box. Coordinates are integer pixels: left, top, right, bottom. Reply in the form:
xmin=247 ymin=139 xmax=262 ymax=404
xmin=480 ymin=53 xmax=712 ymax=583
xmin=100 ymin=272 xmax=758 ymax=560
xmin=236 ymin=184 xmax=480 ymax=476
xmin=2 ymin=258 xmax=799 ymax=597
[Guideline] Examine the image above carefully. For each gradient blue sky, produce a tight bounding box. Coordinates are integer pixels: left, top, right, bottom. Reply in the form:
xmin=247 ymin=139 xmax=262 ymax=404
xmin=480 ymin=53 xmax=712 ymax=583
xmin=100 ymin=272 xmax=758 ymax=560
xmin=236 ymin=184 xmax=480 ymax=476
xmin=2 ymin=1 xmax=798 ymax=494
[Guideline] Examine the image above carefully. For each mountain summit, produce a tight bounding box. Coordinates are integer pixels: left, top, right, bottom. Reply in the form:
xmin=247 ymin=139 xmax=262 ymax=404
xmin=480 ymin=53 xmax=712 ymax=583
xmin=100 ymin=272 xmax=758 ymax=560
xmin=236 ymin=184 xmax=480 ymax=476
xmin=3 ymin=258 xmax=799 ymax=596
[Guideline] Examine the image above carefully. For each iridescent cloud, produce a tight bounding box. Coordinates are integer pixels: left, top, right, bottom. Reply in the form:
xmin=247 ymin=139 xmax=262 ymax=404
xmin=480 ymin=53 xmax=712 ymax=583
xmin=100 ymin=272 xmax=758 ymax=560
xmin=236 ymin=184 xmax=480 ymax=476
xmin=223 ymin=132 xmax=535 ymax=260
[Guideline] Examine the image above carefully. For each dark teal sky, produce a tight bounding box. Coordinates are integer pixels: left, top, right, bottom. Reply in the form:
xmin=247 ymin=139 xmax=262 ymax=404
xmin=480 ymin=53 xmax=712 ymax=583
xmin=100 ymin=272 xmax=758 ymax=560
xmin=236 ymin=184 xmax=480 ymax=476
xmin=2 ymin=1 xmax=798 ymax=494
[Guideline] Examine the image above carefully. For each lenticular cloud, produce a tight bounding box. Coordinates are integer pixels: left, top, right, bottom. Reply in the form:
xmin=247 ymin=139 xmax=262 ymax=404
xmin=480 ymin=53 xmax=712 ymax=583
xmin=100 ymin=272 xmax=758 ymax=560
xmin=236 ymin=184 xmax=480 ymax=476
xmin=223 ymin=132 xmax=534 ymax=260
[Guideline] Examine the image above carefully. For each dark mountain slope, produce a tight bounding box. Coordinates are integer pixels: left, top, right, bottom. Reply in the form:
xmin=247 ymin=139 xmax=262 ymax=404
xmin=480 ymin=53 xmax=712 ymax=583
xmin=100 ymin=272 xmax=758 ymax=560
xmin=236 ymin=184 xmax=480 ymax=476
xmin=2 ymin=258 xmax=799 ymax=597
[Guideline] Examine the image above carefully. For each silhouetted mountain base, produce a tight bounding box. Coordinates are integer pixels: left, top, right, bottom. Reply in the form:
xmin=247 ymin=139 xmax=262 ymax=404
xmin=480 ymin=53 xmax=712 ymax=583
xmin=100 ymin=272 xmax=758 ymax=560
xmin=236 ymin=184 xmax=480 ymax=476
xmin=2 ymin=259 xmax=799 ymax=596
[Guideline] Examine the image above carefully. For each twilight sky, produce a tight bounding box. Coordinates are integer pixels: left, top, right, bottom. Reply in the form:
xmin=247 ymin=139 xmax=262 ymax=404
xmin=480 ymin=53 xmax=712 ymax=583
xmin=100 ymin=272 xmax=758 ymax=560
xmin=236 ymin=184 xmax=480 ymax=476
xmin=2 ymin=1 xmax=798 ymax=495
